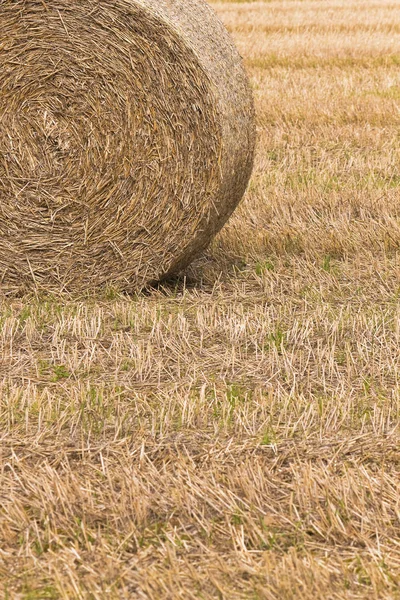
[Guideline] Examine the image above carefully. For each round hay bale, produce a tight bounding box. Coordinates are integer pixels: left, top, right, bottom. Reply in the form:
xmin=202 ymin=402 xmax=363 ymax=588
xmin=0 ymin=0 xmax=255 ymax=293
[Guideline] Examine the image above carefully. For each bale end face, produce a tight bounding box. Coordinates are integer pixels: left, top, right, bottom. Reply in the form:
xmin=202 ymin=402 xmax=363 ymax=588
xmin=0 ymin=0 xmax=255 ymax=293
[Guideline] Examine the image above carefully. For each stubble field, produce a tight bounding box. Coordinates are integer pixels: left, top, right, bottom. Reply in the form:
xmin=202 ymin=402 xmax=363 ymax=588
xmin=1 ymin=0 xmax=400 ymax=598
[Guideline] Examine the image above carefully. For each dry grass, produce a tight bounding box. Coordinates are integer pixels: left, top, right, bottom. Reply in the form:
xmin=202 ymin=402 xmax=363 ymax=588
xmin=2 ymin=0 xmax=400 ymax=597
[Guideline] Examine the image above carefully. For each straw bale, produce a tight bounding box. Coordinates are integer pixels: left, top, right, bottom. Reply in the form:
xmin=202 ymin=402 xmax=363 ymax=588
xmin=0 ymin=0 xmax=255 ymax=293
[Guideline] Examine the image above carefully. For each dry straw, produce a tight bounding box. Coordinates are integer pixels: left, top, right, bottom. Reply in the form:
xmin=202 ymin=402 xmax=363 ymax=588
xmin=0 ymin=0 xmax=255 ymax=293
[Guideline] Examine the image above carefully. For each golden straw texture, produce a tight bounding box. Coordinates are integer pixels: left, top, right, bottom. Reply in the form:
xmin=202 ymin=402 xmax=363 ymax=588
xmin=0 ymin=0 xmax=255 ymax=294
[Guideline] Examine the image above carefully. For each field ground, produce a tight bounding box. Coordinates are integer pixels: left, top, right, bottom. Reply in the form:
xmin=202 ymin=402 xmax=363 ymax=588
xmin=2 ymin=0 xmax=400 ymax=597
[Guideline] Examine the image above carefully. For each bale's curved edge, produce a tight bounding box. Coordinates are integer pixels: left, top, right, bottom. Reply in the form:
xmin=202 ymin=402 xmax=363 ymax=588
xmin=138 ymin=0 xmax=256 ymax=280
xmin=0 ymin=0 xmax=255 ymax=293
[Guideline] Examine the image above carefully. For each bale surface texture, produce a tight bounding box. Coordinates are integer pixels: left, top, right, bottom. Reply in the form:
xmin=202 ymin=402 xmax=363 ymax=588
xmin=0 ymin=0 xmax=255 ymax=293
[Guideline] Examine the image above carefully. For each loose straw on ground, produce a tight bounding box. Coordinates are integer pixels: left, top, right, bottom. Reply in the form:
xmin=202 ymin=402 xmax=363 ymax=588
xmin=0 ymin=0 xmax=255 ymax=294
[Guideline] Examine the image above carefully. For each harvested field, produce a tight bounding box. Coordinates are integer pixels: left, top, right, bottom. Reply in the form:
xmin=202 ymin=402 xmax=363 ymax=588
xmin=1 ymin=0 xmax=400 ymax=598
